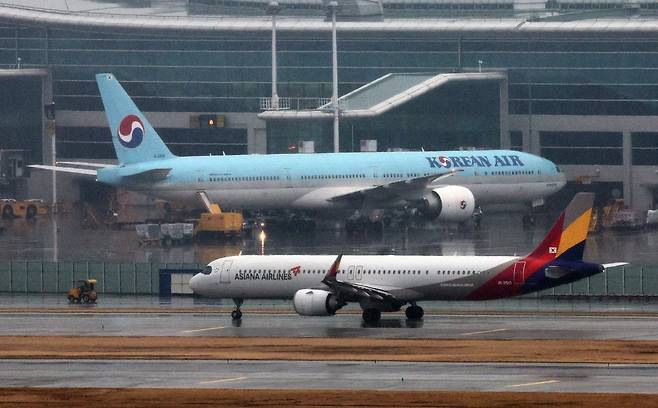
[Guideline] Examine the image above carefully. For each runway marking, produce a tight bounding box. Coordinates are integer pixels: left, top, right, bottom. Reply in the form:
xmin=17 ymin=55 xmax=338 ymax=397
xmin=180 ymin=326 xmax=225 ymax=333
xmin=199 ymin=376 xmax=247 ymax=385
xmin=506 ymin=380 xmax=559 ymax=388
xmin=460 ymin=328 xmax=509 ymax=336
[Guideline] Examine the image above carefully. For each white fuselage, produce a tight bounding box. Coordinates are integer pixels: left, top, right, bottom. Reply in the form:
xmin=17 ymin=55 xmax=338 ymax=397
xmin=190 ymin=255 xmax=520 ymax=302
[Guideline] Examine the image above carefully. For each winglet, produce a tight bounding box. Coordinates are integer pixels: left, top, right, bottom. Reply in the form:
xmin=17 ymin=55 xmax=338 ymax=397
xmin=323 ymin=254 xmax=343 ymax=282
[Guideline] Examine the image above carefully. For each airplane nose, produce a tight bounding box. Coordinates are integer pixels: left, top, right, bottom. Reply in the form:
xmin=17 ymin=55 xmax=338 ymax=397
xmin=557 ymin=171 xmax=567 ymax=189
xmin=189 ymin=274 xmax=201 ymax=294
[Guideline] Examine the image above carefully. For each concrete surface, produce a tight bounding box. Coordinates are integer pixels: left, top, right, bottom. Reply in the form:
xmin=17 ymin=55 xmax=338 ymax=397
xmin=2 ymin=359 xmax=658 ymax=393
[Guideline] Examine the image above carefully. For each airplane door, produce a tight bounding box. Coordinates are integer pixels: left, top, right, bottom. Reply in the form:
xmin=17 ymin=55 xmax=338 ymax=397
xmin=513 ymin=261 xmax=526 ymax=285
xmin=219 ymin=260 xmax=233 ymax=284
xmin=348 ymin=265 xmax=354 ymax=281
xmin=369 ymin=166 xmax=379 ymax=182
xmin=284 ymin=168 xmax=293 ymax=188
xmin=196 ymin=169 xmax=206 ymax=183
xmin=356 ymin=265 xmax=363 ymax=281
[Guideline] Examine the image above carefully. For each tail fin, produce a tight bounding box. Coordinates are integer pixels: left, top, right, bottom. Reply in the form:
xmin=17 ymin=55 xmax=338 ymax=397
xmin=96 ymin=73 xmax=174 ymax=165
xmin=527 ymin=192 xmax=595 ymax=262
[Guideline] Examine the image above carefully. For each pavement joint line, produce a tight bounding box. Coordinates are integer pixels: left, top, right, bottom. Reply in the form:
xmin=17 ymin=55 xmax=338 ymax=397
xmin=199 ymin=376 xmax=247 ymax=385
xmin=506 ymin=379 xmax=559 ymax=388
xmin=460 ymin=328 xmax=510 ymax=336
xmin=180 ymin=326 xmax=226 ymax=333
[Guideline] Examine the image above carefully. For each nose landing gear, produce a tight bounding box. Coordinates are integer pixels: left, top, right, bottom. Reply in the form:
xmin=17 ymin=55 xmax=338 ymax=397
xmin=231 ymin=298 xmax=243 ymax=320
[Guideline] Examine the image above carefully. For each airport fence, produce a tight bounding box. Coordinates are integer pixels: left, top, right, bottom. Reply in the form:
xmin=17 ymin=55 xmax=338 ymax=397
xmin=0 ymin=261 xmax=202 ymax=295
xmin=0 ymin=262 xmax=656 ymax=297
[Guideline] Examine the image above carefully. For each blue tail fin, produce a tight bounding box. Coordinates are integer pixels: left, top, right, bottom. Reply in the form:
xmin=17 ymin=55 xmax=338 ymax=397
xmin=96 ymin=73 xmax=175 ymax=165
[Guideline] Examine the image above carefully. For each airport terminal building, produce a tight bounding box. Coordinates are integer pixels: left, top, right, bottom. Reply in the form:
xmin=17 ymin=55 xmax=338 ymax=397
xmin=1 ymin=0 xmax=658 ymax=211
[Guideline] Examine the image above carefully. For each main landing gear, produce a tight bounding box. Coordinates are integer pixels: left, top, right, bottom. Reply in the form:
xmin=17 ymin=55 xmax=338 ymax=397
xmin=361 ymin=308 xmax=381 ymax=324
xmin=405 ymin=304 xmax=424 ymax=321
xmin=231 ymin=298 xmax=243 ymax=320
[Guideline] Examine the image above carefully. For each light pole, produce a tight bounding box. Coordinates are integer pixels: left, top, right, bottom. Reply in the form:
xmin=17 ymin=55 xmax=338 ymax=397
xmin=328 ymin=0 xmax=339 ymax=153
xmin=267 ymin=1 xmax=281 ymax=110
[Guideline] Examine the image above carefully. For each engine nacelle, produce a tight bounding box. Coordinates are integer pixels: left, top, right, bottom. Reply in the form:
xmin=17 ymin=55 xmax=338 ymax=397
xmin=293 ymin=289 xmax=341 ymax=316
xmin=420 ymin=185 xmax=475 ymax=222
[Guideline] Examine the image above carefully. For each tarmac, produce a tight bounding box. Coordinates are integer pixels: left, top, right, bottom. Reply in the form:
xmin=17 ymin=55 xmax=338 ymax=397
xmin=1 ymin=310 xmax=658 ymax=340
xmin=2 ymin=359 xmax=658 ymax=393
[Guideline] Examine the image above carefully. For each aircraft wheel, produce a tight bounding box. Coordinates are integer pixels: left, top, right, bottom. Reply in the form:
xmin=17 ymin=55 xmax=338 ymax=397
xmin=362 ymin=308 xmax=381 ymax=324
xmin=25 ymin=205 xmax=37 ymax=219
xmin=231 ymin=310 xmax=242 ymax=320
xmin=82 ymin=294 xmax=90 ymax=304
xmin=405 ymin=305 xmax=424 ymax=320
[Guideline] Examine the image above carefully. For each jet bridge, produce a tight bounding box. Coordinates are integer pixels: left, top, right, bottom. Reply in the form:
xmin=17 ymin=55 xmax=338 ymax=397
xmin=259 ymin=71 xmax=509 ymax=152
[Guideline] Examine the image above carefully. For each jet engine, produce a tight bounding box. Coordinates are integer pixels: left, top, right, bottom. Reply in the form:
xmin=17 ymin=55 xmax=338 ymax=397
xmin=419 ymin=185 xmax=475 ymax=222
xmin=293 ymin=289 xmax=341 ymax=316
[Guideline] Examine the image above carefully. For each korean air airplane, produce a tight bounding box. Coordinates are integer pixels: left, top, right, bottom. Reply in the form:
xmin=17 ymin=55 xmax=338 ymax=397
xmin=32 ymin=73 xmax=566 ymax=223
xmin=189 ymin=193 xmax=626 ymax=323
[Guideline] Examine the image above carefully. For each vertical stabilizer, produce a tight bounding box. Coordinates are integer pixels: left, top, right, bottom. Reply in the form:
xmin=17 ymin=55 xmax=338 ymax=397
xmin=96 ymin=73 xmax=174 ymax=165
xmin=527 ymin=192 xmax=595 ymax=262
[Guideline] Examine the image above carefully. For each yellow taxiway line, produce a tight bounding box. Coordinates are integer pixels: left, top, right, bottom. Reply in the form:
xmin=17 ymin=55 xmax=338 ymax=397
xmin=506 ymin=380 xmax=559 ymax=388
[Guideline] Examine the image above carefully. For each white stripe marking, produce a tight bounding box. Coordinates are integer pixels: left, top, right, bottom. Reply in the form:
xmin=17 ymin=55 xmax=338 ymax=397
xmin=506 ymin=380 xmax=559 ymax=388
xmin=181 ymin=326 xmax=225 ymax=333
xmin=200 ymin=376 xmax=247 ymax=385
xmin=460 ymin=328 xmax=509 ymax=336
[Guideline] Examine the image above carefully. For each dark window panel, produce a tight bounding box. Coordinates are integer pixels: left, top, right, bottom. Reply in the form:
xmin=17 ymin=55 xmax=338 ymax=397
xmin=632 ymin=132 xmax=658 ymax=148
xmin=541 ymin=147 xmax=623 ymax=165
xmin=632 ymin=149 xmax=658 ymax=165
xmin=540 ymin=132 xmax=622 ymax=147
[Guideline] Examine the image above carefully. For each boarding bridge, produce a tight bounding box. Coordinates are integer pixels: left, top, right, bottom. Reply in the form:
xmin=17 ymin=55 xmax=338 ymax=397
xmin=259 ymin=71 xmax=509 ymax=147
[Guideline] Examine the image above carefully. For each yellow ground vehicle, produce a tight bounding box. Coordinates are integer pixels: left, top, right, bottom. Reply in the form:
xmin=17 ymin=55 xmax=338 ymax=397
xmin=1 ymin=199 xmax=48 ymax=219
xmin=193 ymin=192 xmax=243 ymax=238
xmin=67 ymin=279 xmax=98 ymax=304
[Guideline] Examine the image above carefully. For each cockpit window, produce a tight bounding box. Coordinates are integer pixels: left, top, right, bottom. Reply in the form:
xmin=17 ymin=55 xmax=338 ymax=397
xmin=556 ymin=166 xmax=562 ymax=173
xmin=201 ymin=265 xmax=212 ymax=275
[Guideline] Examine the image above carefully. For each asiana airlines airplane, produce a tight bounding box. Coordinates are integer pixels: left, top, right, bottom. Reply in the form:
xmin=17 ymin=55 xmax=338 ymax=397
xmin=189 ymin=193 xmax=626 ymax=323
xmin=30 ymin=73 xmax=566 ymax=223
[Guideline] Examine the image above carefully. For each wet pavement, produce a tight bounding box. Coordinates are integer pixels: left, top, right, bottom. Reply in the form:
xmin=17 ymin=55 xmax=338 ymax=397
xmin=3 ymin=359 xmax=658 ymax=393
xmin=2 ymin=309 xmax=658 ymax=340
xmin=1 ymin=210 xmax=657 ymax=266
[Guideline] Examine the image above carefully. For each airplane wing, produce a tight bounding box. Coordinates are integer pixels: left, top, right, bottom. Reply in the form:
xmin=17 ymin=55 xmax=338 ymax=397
xmin=328 ymin=168 xmax=463 ymax=205
xmin=29 ymin=164 xmax=97 ymax=176
xmin=321 ymin=255 xmax=401 ymax=304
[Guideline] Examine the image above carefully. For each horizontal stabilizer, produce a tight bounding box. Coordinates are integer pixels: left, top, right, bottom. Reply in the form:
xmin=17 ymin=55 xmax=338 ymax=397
xmin=57 ymin=161 xmax=114 ymax=169
xmin=29 ymin=165 xmax=97 ymax=176
xmin=602 ymin=262 xmax=629 ymax=269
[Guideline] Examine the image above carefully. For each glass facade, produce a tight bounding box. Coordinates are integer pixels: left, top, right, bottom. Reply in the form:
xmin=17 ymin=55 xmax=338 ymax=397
xmin=632 ymin=132 xmax=658 ymax=166
xmin=3 ymin=27 xmax=658 ymax=118
xmin=0 ymin=77 xmax=42 ymax=164
xmin=57 ymin=127 xmax=247 ymax=159
xmin=540 ymin=131 xmax=623 ymax=165
xmin=2 ymin=16 xmax=658 ymax=158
